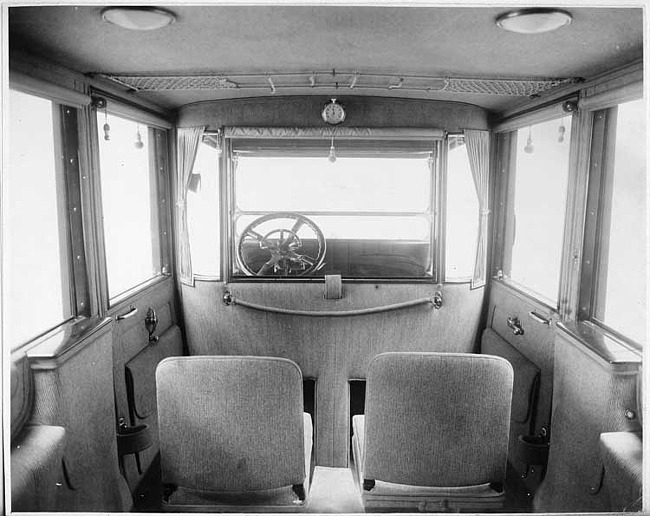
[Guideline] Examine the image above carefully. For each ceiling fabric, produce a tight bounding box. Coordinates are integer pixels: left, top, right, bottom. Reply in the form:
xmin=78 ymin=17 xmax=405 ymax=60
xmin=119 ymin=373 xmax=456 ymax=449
xmin=224 ymin=127 xmax=444 ymax=140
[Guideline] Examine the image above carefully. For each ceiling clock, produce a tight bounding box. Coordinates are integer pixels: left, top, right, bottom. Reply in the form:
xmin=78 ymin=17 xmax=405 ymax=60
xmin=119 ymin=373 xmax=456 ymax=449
xmin=322 ymin=99 xmax=346 ymax=125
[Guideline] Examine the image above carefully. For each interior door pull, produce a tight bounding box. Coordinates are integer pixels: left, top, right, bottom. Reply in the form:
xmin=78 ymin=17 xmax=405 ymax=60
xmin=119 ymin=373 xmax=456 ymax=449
xmin=528 ymin=311 xmax=550 ymax=325
xmin=115 ymin=306 xmax=138 ymax=321
xmin=507 ymin=317 xmax=524 ymax=336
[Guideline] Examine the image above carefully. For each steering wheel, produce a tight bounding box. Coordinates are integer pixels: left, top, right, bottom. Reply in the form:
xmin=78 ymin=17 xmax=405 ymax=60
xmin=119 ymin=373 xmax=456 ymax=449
xmin=237 ymin=213 xmax=327 ymax=276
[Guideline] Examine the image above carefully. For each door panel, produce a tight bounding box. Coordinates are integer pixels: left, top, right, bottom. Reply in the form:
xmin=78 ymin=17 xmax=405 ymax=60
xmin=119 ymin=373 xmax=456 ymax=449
xmin=486 ymin=281 xmax=556 ymax=495
xmin=110 ymin=279 xmax=182 ymax=492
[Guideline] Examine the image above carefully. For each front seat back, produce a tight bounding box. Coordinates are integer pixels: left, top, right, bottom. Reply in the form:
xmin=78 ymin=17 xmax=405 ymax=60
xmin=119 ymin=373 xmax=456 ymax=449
xmin=363 ymin=352 xmax=513 ymax=488
xmin=156 ymin=356 xmax=309 ymax=498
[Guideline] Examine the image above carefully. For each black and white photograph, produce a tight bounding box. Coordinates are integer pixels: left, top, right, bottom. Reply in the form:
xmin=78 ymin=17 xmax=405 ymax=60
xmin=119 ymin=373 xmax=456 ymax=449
xmin=2 ymin=1 xmax=647 ymax=514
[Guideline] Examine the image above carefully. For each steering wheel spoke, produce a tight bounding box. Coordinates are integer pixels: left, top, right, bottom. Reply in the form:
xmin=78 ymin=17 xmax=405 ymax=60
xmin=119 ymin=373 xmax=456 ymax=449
xmin=237 ymin=213 xmax=326 ymax=277
xmin=244 ymin=229 xmax=264 ymax=242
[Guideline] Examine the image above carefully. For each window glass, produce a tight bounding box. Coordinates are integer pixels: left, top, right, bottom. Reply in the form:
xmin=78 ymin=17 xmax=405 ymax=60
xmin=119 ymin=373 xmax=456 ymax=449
xmin=188 ymin=137 xmax=220 ymax=277
xmin=505 ymin=116 xmax=572 ymax=303
xmin=446 ymin=136 xmax=479 ymax=280
xmin=231 ymin=146 xmax=434 ymax=279
xmin=593 ymin=99 xmax=646 ymax=344
xmin=97 ymin=113 xmax=161 ymax=300
xmin=3 ymin=90 xmax=73 ymax=349
xmin=236 ymin=156 xmax=430 ymax=212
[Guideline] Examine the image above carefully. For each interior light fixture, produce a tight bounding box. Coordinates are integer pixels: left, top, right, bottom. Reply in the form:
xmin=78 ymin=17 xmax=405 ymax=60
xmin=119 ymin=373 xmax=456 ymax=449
xmin=101 ymin=7 xmax=177 ymax=31
xmin=328 ymin=137 xmax=337 ymax=163
xmin=524 ymin=127 xmax=534 ymax=154
xmin=496 ymin=8 xmax=572 ymax=34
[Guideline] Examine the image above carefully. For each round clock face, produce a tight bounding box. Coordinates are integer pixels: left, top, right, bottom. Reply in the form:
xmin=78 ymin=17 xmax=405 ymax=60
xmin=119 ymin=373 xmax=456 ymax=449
xmin=322 ymin=99 xmax=346 ymax=125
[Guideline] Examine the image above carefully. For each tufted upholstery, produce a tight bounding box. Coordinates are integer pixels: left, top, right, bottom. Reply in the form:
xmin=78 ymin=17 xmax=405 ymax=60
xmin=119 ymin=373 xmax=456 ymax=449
xmin=353 ymin=352 xmax=513 ymax=511
xmin=156 ymin=355 xmax=312 ymax=510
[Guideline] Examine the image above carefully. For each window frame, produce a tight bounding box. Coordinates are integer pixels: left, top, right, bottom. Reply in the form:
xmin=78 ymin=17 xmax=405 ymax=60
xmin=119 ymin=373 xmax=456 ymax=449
xmin=492 ymin=104 xmax=578 ymax=311
xmin=4 ymin=88 xmax=90 ymax=351
xmin=223 ymin=129 xmax=444 ymax=283
xmin=91 ymin=96 xmax=173 ymax=308
xmin=443 ymin=132 xmax=483 ymax=284
xmin=578 ymin=99 xmax=646 ymax=348
xmin=186 ymin=132 xmax=224 ymax=282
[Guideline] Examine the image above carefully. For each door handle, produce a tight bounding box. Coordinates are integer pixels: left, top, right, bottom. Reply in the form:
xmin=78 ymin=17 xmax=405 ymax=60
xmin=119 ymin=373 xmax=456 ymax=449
xmin=528 ymin=310 xmax=550 ymax=325
xmin=507 ymin=316 xmax=524 ymax=336
xmin=115 ymin=306 xmax=138 ymax=321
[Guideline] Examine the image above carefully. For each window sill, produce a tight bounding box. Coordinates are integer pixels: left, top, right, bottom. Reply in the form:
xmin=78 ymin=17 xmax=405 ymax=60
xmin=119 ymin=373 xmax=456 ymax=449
xmin=492 ymin=277 xmax=558 ymax=313
xmin=108 ymin=274 xmax=170 ymax=307
xmin=556 ymin=321 xmax=641 ymax=366
xmin=24 ymin=316 xmax=112 ymax=368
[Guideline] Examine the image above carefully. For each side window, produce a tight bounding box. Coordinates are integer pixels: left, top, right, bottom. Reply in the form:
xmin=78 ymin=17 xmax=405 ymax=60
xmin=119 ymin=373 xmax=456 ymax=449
xmin=187 ymin=135 xmax=221 ymax=278
xmin=581 ymin=98 xmax=646 ymax=346
xmin=445 ymin=135 xmax=479 ymax=280
xmin=501 ymin=116 xmax=573 ymax=305
xmin=3 ymin=89 xmax=86 ymax=349
xmin=96 ymin=111 xmax=167 ymax=302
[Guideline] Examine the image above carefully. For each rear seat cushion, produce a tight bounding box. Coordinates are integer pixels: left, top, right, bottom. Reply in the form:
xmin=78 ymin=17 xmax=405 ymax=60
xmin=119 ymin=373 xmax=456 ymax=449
xmin=11 ymin=424 xmax=66 ymax=511
xmin=599 ymin=431 xmax=642 ymax=511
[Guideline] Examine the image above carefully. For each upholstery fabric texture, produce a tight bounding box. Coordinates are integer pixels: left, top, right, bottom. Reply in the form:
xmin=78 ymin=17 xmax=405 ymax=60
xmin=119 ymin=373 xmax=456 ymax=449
xmin=164 ymin=413 xmax=312 ymax=512
xmin=362 ymin=352 xmax=513 ymax=487
xmin=157 ymin=356 xmax=308 ymax=493
xmin=182 ymin=281 xmax=485 ymax=467
xmin=11 ymin=354 xmax=33 ymax=440
xmin=352 ymin=415 xmax=505 ymax=512
xmin=599 ymin=431 xmax=642 ymax=511
xmin=11 ymin=424 xmax=66 ymax=512
xmin=481 ymin=328 xmax=540 ymax=424
xmin=535 ymin=330 xmax=640 ymax=512
xmin=29 ymin=329 xmax=131 ymax=511
xmin=126 ymin=325 xmax=183 ymax=419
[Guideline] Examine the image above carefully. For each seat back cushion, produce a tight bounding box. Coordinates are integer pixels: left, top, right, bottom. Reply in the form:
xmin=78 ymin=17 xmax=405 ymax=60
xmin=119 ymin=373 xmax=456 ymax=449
xmin=157 ymin=356 xmax=306 ymax=492
xmin=364 ymin=352 xmax=513 ymax=488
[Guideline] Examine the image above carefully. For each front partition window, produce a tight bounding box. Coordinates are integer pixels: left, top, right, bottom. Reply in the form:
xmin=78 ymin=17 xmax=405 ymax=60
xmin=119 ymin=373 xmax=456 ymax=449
xmin=97 ymin=112 xmax=162 ymax=301
xmin=229 ymin=138 xmax=437 ymax=279
xmin=502 ymin=116 xmax=573 ymax=304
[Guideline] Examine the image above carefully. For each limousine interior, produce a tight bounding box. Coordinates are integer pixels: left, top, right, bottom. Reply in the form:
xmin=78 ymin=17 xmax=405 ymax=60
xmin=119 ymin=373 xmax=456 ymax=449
xmin=3 ymin=2 xmax=647 ymax=514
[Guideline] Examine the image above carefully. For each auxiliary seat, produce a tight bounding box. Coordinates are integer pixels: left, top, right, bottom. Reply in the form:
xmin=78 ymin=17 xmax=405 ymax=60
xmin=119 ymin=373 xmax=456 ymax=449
xmin=352 ymin=352 xmax=513 ymax=512
xmin=156 ymin=355 xmax=312 ymax=512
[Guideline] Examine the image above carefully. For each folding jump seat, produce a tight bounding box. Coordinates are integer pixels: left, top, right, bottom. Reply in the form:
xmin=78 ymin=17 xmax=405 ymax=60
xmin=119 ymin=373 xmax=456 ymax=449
xmin=352 ymin=352 xmax=514 ymax=512
xmin=156 ymin=356 xmax=312 ymax=512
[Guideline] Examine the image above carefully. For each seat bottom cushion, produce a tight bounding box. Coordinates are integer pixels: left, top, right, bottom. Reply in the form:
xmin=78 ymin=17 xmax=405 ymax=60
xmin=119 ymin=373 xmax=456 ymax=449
xmin=352 ymin=415 xmax=505 ymax=512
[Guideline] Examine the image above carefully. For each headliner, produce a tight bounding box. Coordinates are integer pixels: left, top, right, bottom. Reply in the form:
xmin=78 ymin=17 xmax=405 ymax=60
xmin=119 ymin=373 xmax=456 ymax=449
xmin=7 ymin=3 xmax=645 ymax=114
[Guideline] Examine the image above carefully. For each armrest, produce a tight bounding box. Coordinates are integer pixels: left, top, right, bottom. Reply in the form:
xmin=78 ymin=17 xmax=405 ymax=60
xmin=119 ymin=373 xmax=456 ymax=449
xmin=599 ymin=431 xmax=642 ymax=511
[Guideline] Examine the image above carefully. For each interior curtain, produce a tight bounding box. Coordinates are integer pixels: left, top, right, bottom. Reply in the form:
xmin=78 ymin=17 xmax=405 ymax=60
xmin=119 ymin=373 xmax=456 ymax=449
xmin=464 ymin=129 xmax=490 ymax=289
xmin=176 ymin=126 xmax=205 ymax=286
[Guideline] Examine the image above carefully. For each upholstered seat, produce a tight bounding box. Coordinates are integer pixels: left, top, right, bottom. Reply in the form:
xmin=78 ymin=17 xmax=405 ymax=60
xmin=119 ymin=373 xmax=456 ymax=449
xmin=156 ymin=356 xmax=312 ymax=512
xmin=352 ymin=352 xmax=514 ymax=512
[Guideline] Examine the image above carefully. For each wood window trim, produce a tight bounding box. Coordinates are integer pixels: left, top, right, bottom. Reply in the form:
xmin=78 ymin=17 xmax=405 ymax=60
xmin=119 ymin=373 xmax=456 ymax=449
xmin=223 ymin=131 xmax=442 ymax=283
xmin=491 ymin=106 xmax=579 ymax=312
xmin=91 ymin=108 xmax=173 ymax=308
xmin=6 ymin=90 xmax=92 ymax=352
xmin=577 ymin=100 xmax=645 ymax=350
